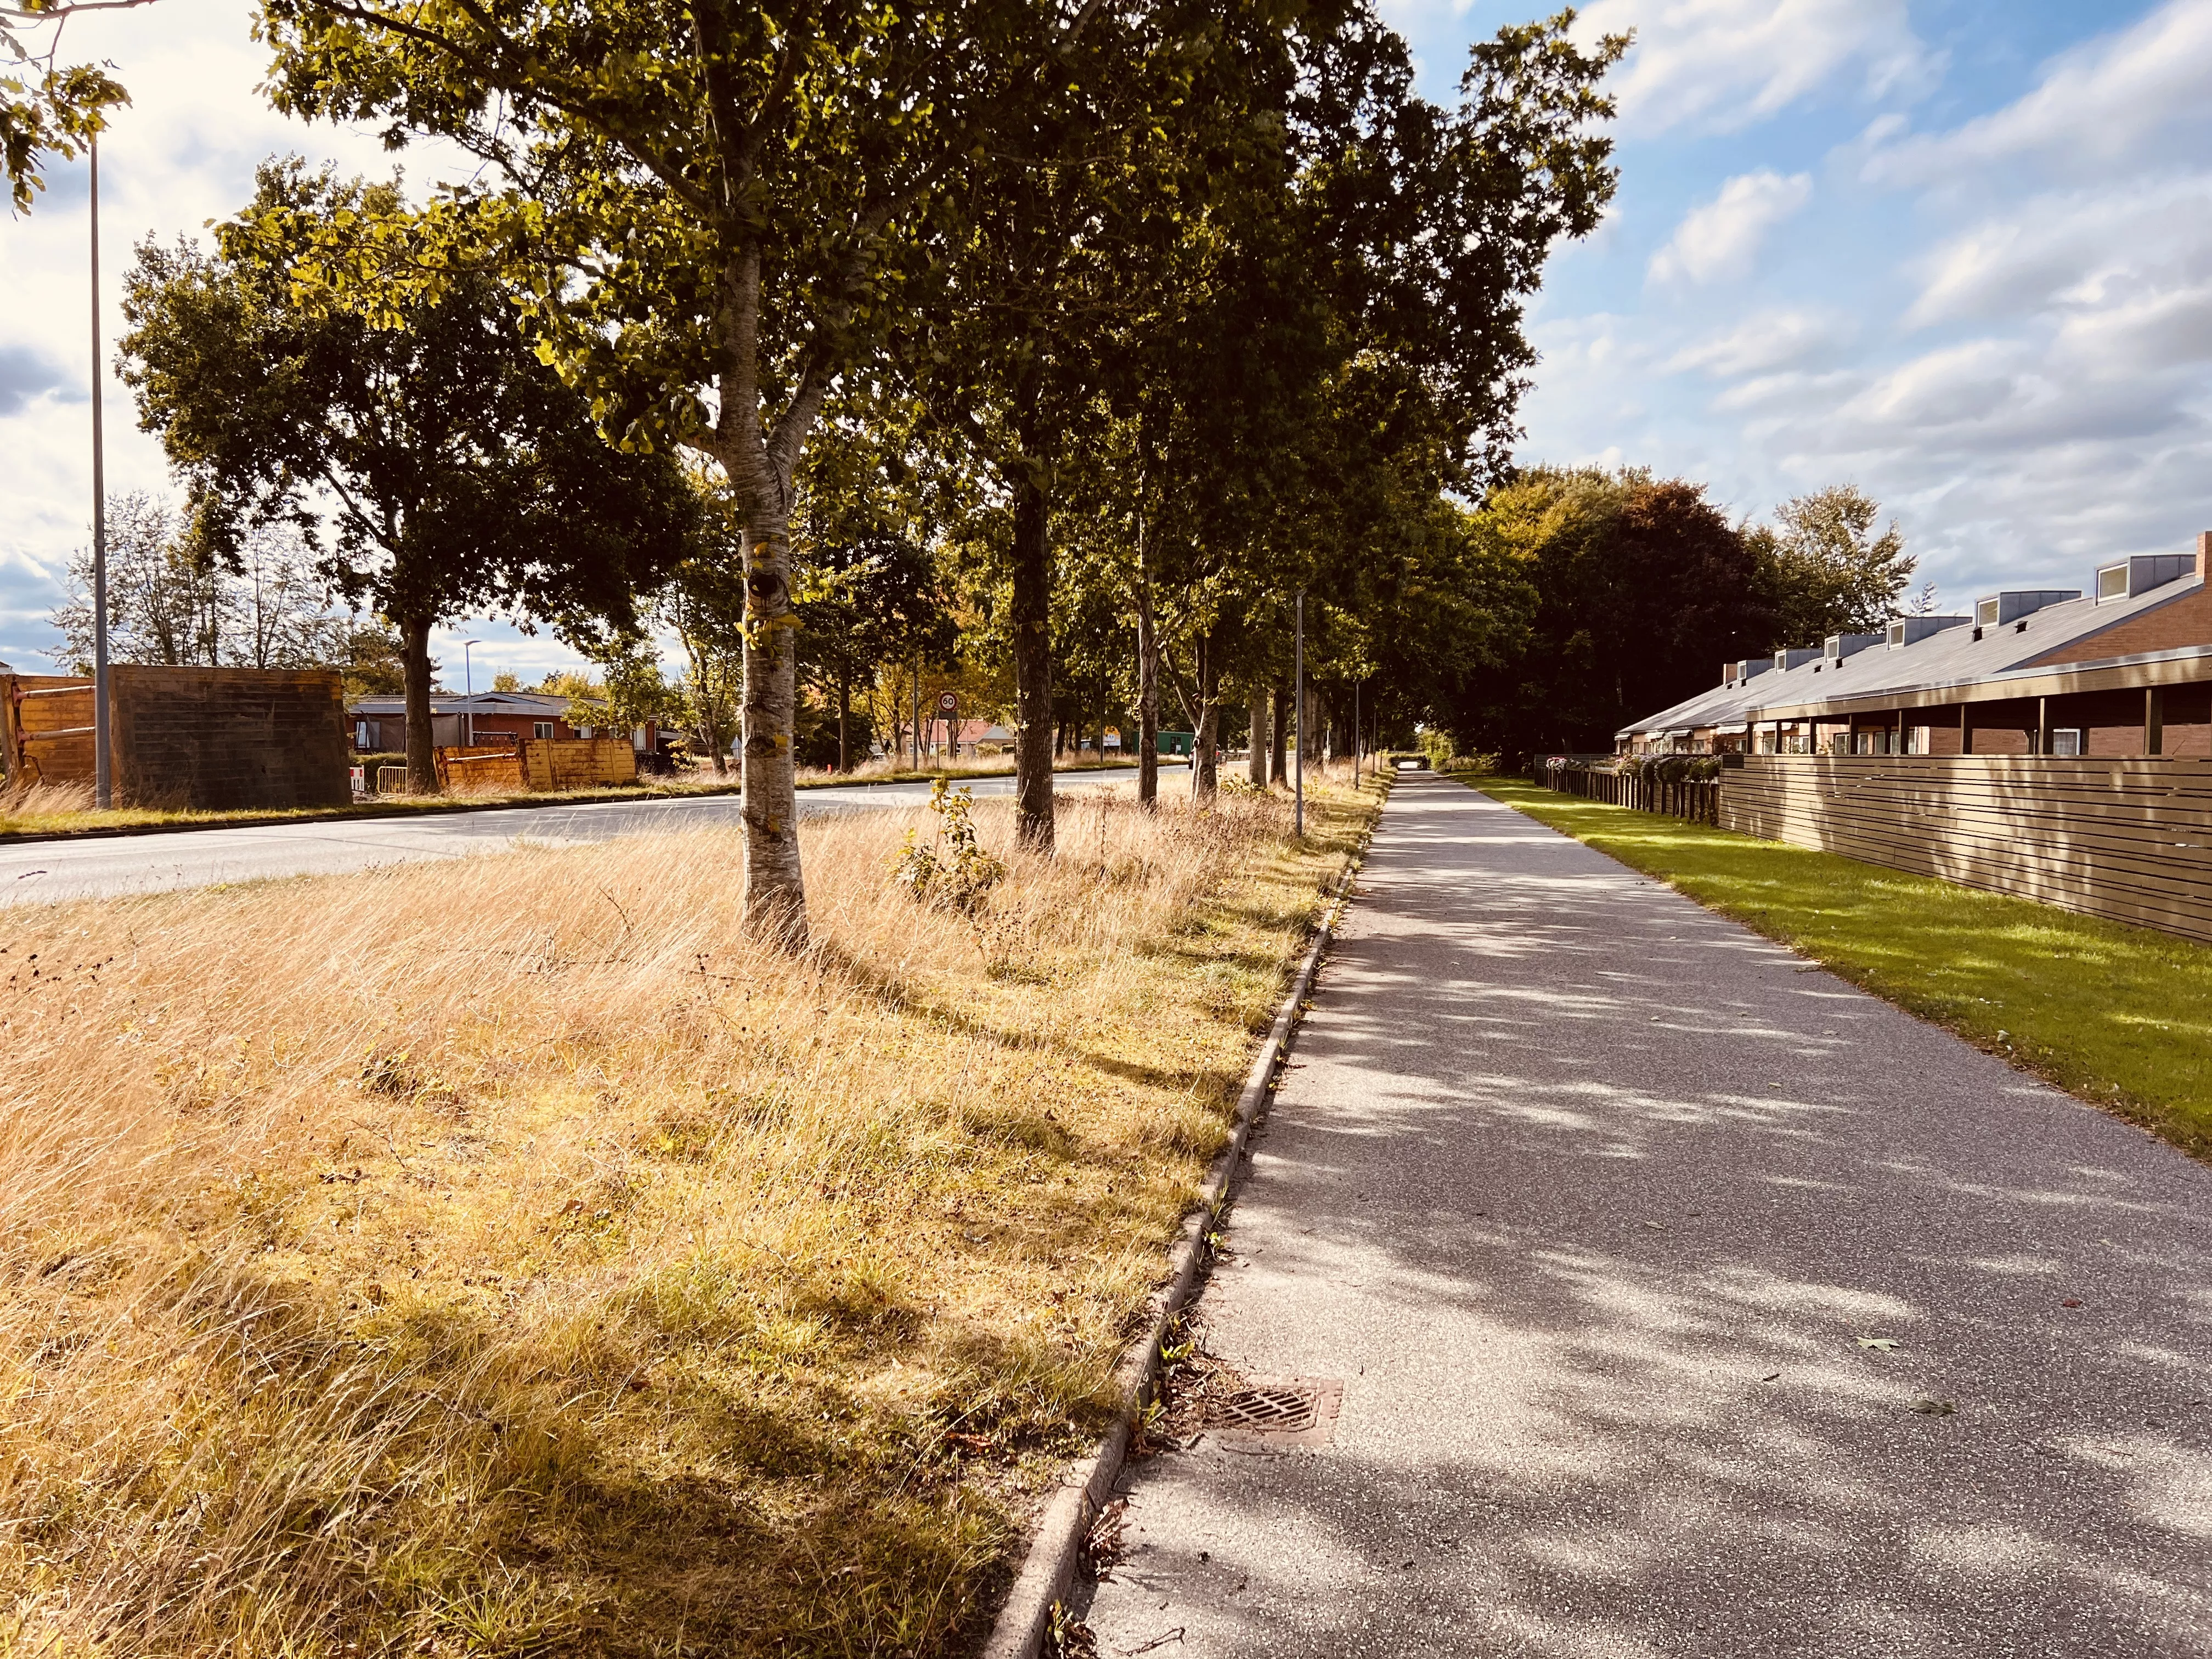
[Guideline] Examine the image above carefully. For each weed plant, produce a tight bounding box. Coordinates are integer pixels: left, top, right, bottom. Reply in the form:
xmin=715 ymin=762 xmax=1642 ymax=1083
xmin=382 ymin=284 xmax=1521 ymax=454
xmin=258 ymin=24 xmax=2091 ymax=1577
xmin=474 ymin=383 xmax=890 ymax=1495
xmin=0 ymin=766 xmax=1376 ymax=1657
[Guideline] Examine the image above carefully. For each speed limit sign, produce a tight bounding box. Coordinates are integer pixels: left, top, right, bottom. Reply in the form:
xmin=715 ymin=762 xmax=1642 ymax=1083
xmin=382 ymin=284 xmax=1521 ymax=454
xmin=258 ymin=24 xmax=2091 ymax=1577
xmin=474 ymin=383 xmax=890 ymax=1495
xmin=936 ymin=691 xmax=958 ymax=716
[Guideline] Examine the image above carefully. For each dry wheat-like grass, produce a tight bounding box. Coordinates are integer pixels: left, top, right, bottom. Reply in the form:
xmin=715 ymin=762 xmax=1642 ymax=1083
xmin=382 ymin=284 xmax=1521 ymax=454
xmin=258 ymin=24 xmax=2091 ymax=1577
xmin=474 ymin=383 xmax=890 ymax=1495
xmin=0 ymin=779 xmax=97 ymax=825
xmin=0 ymin=768 xmax=1374 ymax=1658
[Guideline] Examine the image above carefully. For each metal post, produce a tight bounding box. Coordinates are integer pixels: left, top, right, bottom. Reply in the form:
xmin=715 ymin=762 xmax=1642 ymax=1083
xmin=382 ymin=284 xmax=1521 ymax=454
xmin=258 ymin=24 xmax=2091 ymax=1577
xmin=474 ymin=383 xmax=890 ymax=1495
xmin=1294 ymin=589 xmax=1305 ymax=838
xmin=1353 ymin=678 xmax=1359 ymax=785
xmin=90 ymin=133 xmax=111 ymax=809
xmin=461 ymin=638 xmax=482 ymax=747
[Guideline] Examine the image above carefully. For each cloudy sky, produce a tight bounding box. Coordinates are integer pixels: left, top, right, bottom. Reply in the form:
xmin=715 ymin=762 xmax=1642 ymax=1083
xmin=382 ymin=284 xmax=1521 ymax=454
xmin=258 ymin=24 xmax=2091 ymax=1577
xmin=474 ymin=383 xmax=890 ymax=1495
xmin=4 ymin=0 xmax=2210 ymax=675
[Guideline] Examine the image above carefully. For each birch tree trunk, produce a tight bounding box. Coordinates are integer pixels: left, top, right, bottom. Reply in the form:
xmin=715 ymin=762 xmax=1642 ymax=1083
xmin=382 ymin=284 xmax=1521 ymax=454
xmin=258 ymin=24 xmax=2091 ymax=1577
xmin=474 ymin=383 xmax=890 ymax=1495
xmin=401 ymin=610 xmax=438 ymax=795
xmin=716 ymin=245 xmax=821 ymax=938
xmin=737 ymin=511 xmax=804 ymax=928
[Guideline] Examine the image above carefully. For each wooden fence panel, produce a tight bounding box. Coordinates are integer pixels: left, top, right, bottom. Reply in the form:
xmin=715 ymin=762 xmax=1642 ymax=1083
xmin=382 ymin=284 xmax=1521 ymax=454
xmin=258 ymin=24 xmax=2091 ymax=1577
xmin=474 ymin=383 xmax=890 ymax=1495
xmin=522 ymin=737 xmax=636 ymax=791
xmin=435 ymin=746 xmax=527 ymax=791
xmin=6 ymin=676 xmax=95 ymax=788
xmin=1719 ymin=755 xmax=2212 ymax=943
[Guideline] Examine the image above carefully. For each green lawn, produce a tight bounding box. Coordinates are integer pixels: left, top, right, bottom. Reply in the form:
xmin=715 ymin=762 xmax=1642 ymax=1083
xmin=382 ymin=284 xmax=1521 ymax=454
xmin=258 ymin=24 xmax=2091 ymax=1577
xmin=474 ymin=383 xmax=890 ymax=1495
xmin=1471 ymin=774 xmax=2212 ymax=1161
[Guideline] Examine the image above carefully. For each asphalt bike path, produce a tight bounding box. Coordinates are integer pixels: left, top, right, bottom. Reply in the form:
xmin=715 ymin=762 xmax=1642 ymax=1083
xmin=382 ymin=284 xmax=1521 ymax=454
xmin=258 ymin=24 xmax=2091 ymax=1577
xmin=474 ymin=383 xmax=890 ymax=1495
xmin=1081 ymin=773 xmax=2212 ymax=1657
xmin=0 ymin=770 xmax=1133 ymax=906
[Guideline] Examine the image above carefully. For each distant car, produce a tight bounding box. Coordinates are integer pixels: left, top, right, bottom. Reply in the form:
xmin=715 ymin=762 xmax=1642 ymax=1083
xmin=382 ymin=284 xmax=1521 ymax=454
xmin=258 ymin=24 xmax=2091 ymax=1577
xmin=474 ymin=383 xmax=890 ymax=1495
xmin=1396 ymin=758 xmax=1425 ymax=771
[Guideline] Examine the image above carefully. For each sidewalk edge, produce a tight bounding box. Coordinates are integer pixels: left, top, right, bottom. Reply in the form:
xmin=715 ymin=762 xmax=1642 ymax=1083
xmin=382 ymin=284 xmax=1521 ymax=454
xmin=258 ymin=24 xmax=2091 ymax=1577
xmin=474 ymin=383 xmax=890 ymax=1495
xmin=978 ymin=794 xmax=1380 ymax=1659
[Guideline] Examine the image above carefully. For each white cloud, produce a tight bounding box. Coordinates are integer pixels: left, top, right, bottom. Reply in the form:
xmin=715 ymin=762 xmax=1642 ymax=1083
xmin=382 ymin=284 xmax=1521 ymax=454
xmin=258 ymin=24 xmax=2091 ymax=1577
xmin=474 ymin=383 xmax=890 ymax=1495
xmin=1908 ymin=177 xmax=2212 ymax=331
xmin=1519 ymin=6 xmax=2212 ymax=606
xmin=1666 ymin=308 xmax=1847 ymax=377
xmin=1575 ymin=0 xmax=1936 ymax=136
xmin=1865 ymin=0 xmax=2212 ymax=184
xmin=1647 ymin=171 xmax=1810 ymax=285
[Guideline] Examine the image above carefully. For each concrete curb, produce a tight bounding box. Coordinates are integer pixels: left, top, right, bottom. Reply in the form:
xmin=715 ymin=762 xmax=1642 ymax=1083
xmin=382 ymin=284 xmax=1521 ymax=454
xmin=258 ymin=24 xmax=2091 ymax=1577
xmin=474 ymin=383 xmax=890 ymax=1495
xmin=979 ymin=791 xmax=1381 ymax=1659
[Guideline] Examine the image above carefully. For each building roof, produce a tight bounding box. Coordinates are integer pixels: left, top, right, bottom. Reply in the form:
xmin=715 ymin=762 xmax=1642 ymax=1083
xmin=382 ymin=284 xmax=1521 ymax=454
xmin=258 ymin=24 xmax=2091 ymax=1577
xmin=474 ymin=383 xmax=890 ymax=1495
xmin=1620 ymin=557 xmax=2212 ymax=740
xmin=348 ymin=691 xmax=572 ymax=716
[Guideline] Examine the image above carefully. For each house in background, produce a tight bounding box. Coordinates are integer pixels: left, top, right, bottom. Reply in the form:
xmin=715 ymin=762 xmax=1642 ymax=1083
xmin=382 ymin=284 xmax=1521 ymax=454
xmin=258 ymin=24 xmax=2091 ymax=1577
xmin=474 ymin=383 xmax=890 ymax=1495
xmin=1617 ymin=534 xmax=2212 ymax=760
xmin=347 ymin=691 xmax=661 ymax=757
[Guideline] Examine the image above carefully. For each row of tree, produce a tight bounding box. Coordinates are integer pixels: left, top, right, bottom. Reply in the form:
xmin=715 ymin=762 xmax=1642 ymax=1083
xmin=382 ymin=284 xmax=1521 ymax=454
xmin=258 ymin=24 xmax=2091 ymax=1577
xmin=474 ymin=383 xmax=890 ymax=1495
xmin=24 ymin=1 xmax=1921 ymax=939
xmin=49 ymin=2 xmax=1629 ymax=939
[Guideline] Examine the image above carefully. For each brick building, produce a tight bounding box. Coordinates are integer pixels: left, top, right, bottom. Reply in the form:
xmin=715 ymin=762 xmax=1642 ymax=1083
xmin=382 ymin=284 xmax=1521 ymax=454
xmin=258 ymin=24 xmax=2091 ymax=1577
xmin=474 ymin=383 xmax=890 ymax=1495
xmin=347 ymin=691 xmax=634 ymax=753
xmin=1616 ymin=534 xmax=2212 ymax=759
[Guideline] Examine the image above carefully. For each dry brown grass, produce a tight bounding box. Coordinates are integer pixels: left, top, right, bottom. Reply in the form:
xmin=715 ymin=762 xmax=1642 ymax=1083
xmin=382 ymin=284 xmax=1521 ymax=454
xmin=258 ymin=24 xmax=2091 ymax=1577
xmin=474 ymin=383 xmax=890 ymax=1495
xmin=0 ymin=765 xmax=1378 ymax=1658
xmin=0 ymin=779 xmax=98 ymax=830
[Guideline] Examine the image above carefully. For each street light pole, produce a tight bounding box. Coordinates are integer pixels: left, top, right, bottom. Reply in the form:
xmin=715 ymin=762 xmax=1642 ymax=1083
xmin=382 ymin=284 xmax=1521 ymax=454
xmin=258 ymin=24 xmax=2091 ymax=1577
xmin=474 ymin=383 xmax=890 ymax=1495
xmin=1294 ymin=589 xmax=1305 ymax=839
xmin=90 ymin=132 xmax=111 ymax=809
xmin=461 ymin=638 xmax=483 ymax=747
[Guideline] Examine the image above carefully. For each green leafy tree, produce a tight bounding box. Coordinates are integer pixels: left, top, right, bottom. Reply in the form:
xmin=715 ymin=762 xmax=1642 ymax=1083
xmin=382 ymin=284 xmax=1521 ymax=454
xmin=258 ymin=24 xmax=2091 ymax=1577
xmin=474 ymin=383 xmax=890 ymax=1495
xmin=120 ymin=162 xmax=697 ymax=793
xmin=898 ymin=3 xmax=1304 ymax=842
xmin=1085 ymin=9 xmax=1624 ymax=801
xmin=790 ymin=407 xmax=952 ymax=771
xmin=0 ymin=0 xmax=148 ymax=215
xmin=1451 ymin=467 xmax=1779 ymax=756
xmin=1753 ymin=484 xmax=1915 ymax=644
xmin=256 ymin=0 xmax=1112 ymax=931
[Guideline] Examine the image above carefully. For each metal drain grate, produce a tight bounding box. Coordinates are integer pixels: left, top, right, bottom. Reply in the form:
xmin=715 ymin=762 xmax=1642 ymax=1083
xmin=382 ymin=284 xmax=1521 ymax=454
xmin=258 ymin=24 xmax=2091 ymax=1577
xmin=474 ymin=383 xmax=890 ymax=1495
xmin=1204 ymin=1377 xmax=1342 ymax=1450
xmin=1215 ymin=1385 xmax=1321 ymax=1434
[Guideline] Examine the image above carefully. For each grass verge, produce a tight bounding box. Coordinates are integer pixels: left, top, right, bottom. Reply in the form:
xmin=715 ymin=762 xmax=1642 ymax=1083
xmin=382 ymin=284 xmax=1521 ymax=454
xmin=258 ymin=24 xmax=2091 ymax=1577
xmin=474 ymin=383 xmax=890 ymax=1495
xmin=1472 ymin=774 xmax=2212 ymax=1161
xmin=1 ymin=764 xmax=1379 ymax=1657
xmin=0 ymin=758 xmax=1163 ymax=842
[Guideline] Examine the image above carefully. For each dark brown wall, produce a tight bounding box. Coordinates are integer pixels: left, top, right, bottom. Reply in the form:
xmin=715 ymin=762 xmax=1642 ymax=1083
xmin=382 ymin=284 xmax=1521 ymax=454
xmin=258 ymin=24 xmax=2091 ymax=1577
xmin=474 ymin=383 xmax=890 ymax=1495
xmin=112 ymin=667 xmax=349 ymax=809
xmin=1963 ymin=697 xmax=2036 ymax=756
xmin=1720 ymin=754 xmax=2212 ymax=943
xmin=2026 ymin=578 xmax=2211 ymax=668
xmin=2163 ymin=685 xmax=2212 ymax=757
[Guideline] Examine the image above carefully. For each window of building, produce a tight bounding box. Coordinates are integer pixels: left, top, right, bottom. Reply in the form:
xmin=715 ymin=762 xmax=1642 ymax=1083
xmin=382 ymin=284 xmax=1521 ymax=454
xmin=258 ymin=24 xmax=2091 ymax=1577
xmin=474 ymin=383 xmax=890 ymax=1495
xmin=354 ymin=719 xmax=380 ymax=750
xmin=2051 ymin=728 xmax=2084 ymax=757
xmin=1903 ymin=726 xmax=1928 ymax=755
xmin=534 ymin=721 xmax=555 ymax=741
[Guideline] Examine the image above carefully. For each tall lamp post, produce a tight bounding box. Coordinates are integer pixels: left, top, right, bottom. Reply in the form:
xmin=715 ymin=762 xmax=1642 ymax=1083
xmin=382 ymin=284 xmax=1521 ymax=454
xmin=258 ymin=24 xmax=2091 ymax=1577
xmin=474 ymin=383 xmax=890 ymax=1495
xmin=460 ymin=638 xmax=483 ymax=746
xmin=89 ymin=133 xmax=111 ymax=809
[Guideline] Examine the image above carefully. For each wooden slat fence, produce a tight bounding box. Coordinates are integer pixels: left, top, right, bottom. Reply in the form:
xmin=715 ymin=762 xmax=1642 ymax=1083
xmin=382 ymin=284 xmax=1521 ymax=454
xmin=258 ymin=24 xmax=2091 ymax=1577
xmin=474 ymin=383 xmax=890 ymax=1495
xmin=1721 ymin=755 xmax=2212 ymax=944
xmin=1538 ymin=761 xmax=1720 ymax=825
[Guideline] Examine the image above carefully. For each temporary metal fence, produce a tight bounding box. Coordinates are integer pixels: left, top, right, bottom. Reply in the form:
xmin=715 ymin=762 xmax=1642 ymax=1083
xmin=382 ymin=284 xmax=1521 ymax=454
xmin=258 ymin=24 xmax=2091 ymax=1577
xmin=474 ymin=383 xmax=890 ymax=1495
xmin=1534 ymin=758 xmax=1719 ymax=825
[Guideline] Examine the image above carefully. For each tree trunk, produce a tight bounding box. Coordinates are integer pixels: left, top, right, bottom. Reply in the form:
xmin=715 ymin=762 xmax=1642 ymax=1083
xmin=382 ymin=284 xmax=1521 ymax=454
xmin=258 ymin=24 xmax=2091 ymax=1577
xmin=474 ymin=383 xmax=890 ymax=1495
xmin=739 ymin=510 xmax=804 ymax=932
xmin=1246 ymin=690 xmax=1268 ymax=786
xmin=837 ymin=668 xmax=849 ymax=773
xmin=1010 ymin=459 xmax=1055 ymax=850
xmin=715 ymin=238 xmax=826 ymax=939
xmin=1191 ymin=633 xmax=1219 ymax=800
xmin=1136 ymin=579 xmax=1158 ymax=809
xmin=400 ymin=611 xmax=437 ymax=795
xmin=1269 ymin=680 xmax=1289 ymax=787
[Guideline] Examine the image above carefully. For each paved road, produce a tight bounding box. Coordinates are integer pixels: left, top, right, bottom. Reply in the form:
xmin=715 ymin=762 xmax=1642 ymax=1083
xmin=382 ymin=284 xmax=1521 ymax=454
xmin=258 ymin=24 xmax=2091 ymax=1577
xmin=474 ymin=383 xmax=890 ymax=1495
xmin=1082 ymin=774 xmax=2212 ymax=1657
xmin=0 ymin=770 xmax=1139 ymax=906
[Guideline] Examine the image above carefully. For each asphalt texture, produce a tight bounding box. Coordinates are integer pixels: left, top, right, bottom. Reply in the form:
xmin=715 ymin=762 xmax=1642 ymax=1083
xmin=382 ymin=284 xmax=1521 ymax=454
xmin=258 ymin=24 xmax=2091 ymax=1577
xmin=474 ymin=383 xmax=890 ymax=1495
xmin=0 ymin=770 xmax=1136 ymax=906
xmin=1080 ymin=773 xmax=2212 ymax=1658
